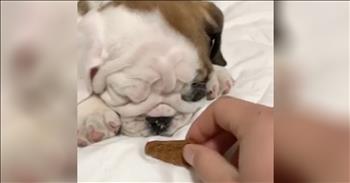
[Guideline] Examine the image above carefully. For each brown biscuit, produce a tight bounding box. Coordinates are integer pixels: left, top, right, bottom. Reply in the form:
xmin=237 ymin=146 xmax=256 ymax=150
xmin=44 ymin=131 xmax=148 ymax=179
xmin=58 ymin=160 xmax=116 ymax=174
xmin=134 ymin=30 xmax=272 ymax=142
xmin=145 ymin=140 xmax=190 ymax=167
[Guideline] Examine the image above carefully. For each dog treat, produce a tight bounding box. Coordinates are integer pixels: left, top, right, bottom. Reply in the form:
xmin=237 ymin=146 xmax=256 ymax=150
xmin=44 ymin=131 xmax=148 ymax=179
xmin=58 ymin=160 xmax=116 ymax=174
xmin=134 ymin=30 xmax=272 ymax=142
xmin=145 ymin=140 xmax=190 ymax=166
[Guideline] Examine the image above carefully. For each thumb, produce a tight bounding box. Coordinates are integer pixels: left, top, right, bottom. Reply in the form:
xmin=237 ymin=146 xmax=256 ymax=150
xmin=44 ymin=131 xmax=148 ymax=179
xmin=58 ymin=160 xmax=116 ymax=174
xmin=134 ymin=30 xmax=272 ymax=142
xmin=183 ymin=144 xmax=239 ymax=183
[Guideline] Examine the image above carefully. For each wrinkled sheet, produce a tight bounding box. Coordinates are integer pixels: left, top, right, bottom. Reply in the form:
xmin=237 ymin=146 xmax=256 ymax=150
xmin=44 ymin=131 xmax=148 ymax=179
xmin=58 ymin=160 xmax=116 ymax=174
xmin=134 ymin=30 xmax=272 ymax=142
xmin=78 ymin=1 xmax=273 ymax=182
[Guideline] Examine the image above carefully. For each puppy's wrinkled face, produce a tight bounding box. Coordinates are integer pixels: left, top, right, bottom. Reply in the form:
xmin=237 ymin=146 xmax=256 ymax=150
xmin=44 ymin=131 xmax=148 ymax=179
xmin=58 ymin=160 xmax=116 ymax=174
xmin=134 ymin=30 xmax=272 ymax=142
xmin=80 ymin=1 xmax=227 ymax=136
xmin=99 ymin=40 xmax=205 ymax=136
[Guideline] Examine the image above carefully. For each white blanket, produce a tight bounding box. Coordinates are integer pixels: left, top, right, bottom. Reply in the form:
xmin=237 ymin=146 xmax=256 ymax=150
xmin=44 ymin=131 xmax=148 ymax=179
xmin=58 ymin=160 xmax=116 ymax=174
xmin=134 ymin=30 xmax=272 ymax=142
xmin=78 ymin=1 xmax=273 ymax=182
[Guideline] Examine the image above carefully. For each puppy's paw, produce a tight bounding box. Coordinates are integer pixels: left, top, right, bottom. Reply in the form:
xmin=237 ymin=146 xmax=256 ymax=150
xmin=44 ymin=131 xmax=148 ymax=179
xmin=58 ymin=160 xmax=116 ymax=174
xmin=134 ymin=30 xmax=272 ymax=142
xmin=206 ymin=73 xmax=220 ymax=100
xmin=77 ymin=96 xmax=121 ymax=147
xmin=216 ymin=67 xmax=235 ymax=94
xmin=207 ymin=66 xmax=234 ymax=100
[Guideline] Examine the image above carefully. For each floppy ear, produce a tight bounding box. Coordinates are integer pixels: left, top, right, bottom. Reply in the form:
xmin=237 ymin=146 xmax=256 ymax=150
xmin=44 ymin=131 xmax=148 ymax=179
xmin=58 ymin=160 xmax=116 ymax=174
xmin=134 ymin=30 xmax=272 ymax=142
xmin=202 ymin=3 xmax=227 ymax=66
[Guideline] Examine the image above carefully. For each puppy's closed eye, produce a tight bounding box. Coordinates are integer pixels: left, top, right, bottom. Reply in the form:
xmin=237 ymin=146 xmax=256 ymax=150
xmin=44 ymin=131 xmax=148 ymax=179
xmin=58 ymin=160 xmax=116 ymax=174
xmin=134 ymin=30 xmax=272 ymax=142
xmin=181 ymin=81 xmax=207 ymax=102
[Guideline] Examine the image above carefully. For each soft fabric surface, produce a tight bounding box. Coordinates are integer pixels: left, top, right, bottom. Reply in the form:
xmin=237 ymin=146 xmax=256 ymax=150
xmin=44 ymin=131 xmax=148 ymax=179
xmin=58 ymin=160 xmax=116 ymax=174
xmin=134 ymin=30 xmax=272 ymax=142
xmin=78 ymin=1 xmax=273 ymax=182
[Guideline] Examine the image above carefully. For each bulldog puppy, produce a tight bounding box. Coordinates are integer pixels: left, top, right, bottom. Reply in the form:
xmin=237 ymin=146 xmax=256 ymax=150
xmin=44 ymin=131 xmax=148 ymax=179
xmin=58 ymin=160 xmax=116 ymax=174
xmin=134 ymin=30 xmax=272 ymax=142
xmin=77 ymin=1 xmax=234 ymax=147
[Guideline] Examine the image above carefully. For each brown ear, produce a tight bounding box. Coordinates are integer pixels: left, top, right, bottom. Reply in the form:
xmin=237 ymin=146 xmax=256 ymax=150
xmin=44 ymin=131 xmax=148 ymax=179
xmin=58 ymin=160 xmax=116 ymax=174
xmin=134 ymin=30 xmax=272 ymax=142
xmin=202 ymin=3 xmax=227 ymax=66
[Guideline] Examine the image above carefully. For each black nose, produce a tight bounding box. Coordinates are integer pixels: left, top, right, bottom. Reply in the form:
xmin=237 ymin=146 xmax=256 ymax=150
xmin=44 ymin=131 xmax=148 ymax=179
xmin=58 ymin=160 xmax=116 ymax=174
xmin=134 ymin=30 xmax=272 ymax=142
xmin=145 ymin=116 xmax=173 ymax=135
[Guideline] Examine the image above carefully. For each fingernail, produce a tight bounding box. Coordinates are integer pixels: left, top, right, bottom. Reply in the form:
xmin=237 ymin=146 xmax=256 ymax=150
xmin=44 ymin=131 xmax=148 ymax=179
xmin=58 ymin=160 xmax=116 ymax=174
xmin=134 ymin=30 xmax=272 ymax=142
xmin=183 ymin=145 xmax=194 ymax=166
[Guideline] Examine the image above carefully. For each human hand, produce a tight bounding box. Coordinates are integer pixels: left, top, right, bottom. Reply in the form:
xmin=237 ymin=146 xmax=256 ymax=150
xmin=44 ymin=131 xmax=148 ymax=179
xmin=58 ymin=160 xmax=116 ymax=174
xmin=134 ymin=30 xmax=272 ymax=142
xmin=183 ymin=96 xmax=273 ymax=183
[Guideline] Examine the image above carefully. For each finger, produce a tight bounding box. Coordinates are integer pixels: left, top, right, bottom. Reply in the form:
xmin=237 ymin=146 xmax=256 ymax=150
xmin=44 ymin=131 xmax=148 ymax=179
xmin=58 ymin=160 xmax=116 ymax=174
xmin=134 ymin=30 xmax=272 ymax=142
xmin=238 ymin=118 xmax=273 ymax=181
xmin=187 ymin=96 xmax=271 ymax=143
xmin=183 ymin=144 xmax=239 ymax=183
xmin=231 ymin=145 xmax=239 ymax=168
xmin=186 ymin=103 xmax=220 ymax=143
xmin=187 ymin=96 xmax=273 ymax=182
xmin=204 ymin=131 xmax=236 ymax=154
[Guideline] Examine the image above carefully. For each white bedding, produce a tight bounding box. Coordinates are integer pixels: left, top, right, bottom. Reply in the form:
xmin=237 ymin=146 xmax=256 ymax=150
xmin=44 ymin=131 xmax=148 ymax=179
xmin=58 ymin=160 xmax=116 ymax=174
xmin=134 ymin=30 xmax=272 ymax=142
xmin=78 ymin=1 xmax=273 ymax=182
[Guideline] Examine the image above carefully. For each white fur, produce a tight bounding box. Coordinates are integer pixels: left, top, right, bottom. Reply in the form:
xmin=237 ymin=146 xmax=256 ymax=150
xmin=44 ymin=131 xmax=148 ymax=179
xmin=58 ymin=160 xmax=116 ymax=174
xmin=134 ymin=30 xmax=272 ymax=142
xmin=77 ymin=5 xmax=233 ymax=146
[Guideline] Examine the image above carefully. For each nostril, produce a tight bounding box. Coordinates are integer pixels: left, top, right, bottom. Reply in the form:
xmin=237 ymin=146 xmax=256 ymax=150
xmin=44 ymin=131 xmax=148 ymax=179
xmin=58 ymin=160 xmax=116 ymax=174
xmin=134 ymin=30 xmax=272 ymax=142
xmin=145 ymin=116 xmax=173 ymax=124
xmin=145 ymin=116 xmax=173 ymax=134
